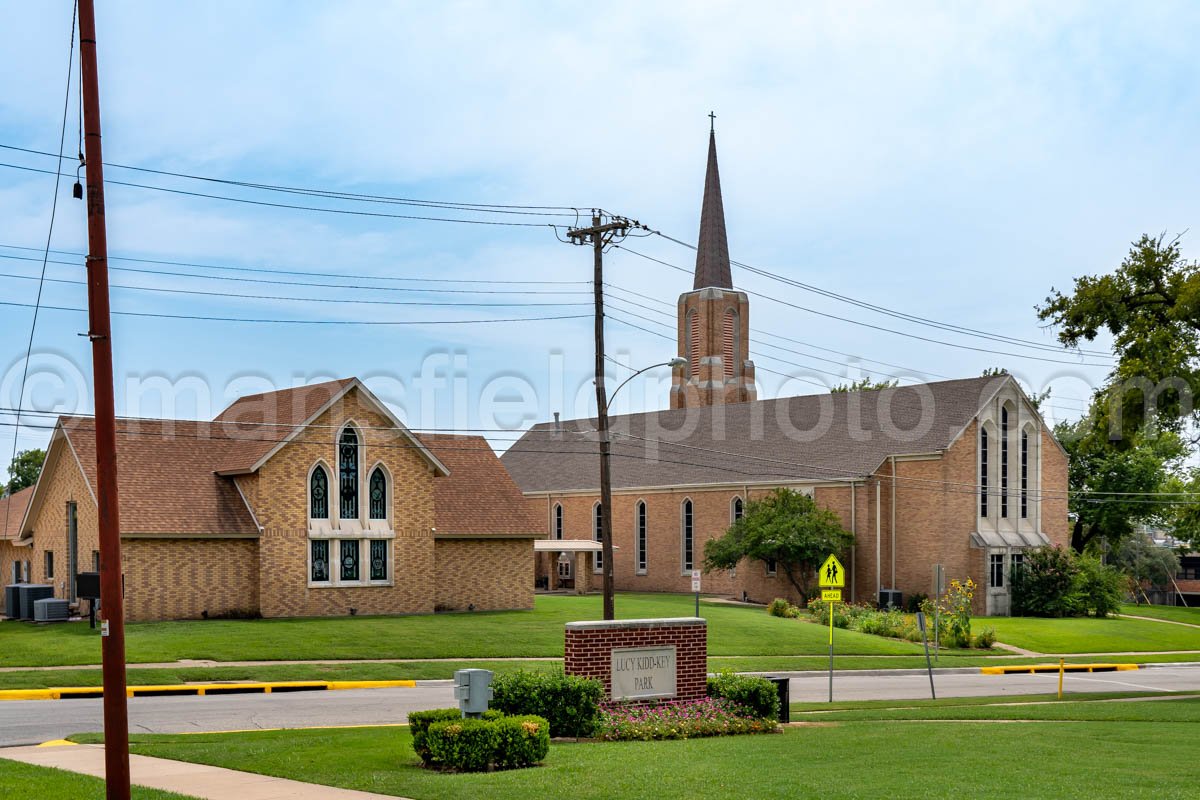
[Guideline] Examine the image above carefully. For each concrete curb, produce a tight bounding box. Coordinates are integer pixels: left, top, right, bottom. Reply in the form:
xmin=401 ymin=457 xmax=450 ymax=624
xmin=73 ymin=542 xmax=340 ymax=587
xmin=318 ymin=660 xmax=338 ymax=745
xmin=980 ymin=663 xmax=1139 ymax=675
xmin=0 ymin=679 xmax=416 ymax=702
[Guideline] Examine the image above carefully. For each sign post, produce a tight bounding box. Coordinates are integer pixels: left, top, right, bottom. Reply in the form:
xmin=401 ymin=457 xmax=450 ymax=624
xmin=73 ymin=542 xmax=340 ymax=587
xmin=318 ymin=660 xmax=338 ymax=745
xmin=916 ymin=611 xmax=936 ymax=699
xmin=818 ymin=554 xmax=846 ymax=703
xmin=932 ymin=564 xmax=945 ymax=661
xmin=691 ymin=569 xmax=701 ymax=617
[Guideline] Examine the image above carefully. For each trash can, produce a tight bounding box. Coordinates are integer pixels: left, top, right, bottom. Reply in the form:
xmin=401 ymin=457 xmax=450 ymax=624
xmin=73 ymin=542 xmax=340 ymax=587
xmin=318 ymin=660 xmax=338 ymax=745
xmin=764 ymin=676 xmax=790 ymax=723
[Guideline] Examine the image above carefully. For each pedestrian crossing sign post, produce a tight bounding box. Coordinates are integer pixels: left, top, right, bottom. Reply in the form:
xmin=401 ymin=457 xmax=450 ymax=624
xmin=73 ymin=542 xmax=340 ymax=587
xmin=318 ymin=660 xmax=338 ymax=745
xmin=818 ymin=553 xmax=845 ymax=702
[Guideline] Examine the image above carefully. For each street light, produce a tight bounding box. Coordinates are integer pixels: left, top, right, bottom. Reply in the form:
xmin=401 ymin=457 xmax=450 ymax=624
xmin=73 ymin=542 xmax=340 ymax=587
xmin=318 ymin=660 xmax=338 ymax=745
xmin=596 ymin=357 xmax=686 ymax=620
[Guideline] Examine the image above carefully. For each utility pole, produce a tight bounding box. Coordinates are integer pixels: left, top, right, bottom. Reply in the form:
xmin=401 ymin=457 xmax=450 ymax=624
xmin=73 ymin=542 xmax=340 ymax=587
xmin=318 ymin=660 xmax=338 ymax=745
xmin=568 ymin=213 xmax=629 ymax=621
xmin=78 ymin=2 xmax=131 ymax=798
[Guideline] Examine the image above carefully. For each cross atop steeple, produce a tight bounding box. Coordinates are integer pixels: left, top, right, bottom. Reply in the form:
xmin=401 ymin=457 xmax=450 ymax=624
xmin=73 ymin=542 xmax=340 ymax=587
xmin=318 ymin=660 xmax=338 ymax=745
xmin=708 ymin=110 xmax=716 ymax=133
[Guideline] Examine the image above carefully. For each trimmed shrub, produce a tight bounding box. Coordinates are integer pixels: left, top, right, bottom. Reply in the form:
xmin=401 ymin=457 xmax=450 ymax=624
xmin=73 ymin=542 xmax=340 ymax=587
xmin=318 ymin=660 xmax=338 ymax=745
xmin=973 ymin=626 xmax=996 ymax=649
xmin=410 ymin=708 xmax=501 ymax=765
xmin=492 ymin=715 xmax=551 ymax=769
xmin=491 ymin=670 xmax=603 ymax=738
xmin=768 ymin=598 xmax=792 ymax=617
xmin=706 ymin=671 xmax=780 ymax=721
xmin=425 ymin=718 xmax=498 ymax=772
xmin=1010 ymin=545 xmax=1081 ymax=617
xmin=1076 ymin=556 xmax=1124 ymax=618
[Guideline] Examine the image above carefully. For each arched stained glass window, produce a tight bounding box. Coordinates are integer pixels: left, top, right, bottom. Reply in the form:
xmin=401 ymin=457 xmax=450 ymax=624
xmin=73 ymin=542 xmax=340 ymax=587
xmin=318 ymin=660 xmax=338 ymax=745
xmin=554 ymin=503 xmax=563 ymax=540
xmin=369 ymin=467 xmax=387 ymax=520
xmin=682 ymin=499 xmax=694 ymax=571
xmin=636 ymin=501 xmax=647 ymax=574
xmin=310 ymin=465 xmax=329 ymax=520
xmin=1000 ymin=407 xmax=1010 ymax=519
xmin=339 ymin=428 xmax=359 ymax=520
xmin=980 ymin=427 xmax=989 ymax=518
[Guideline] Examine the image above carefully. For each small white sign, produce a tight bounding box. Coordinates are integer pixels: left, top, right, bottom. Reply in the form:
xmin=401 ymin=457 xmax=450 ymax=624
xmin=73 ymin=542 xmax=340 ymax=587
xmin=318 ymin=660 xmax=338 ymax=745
xmin=692 ymin=579 xmax=701 ymax=591
xmin=100 ymin=619 xmax=109 ymax=637
xmin=611 ymin=645 xmax=677 ymax=700
xmin=691 ymin=569 xmax=701 ymax=580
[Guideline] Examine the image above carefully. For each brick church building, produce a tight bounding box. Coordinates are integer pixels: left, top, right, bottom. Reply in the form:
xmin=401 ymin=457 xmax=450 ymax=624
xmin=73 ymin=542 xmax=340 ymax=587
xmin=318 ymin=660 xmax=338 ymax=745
xmin=2 ymin=378 xmax=539 ymax=621
xmin=503 ymin=130 xmax=1069 ymax=615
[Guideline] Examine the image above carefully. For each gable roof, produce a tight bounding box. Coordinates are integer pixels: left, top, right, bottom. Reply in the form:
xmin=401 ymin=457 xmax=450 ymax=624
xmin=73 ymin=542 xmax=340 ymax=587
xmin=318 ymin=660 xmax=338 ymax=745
xmin=503 ymin=376 xmax=1022 ymax=494
xmin=212 ymin=377 xmax=447 ymax=476
xmin=418 ymin=434 xmax=542 ymax=537
xmin=0 ymin=486 xmax=34 ymax=541
xmin=51 ymin=417 xmax=260 ymax=537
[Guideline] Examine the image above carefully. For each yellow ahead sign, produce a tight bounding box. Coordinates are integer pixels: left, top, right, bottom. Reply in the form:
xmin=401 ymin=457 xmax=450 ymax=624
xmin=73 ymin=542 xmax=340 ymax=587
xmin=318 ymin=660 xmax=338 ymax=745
xmin=818 ymin=554 xmax=846 ymax=588
xmin=821 ymin=589 xmax=842 ymax=602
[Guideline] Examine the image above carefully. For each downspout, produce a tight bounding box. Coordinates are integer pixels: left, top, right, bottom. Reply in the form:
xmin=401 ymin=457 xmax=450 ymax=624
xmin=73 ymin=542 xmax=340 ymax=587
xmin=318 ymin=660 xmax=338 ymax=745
xmin=875 ymin=478 xmax=881 ymax=603
xmin=890 ymin=455 xmax=897 ymax=591
xmin=850 ymin=481 xmax=857 ymax=603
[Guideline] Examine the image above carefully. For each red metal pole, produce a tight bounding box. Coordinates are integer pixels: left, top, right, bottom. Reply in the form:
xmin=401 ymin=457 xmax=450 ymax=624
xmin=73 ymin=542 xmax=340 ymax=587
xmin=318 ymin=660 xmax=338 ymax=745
xmin=77 ymin=2 xmax=131 ymax=798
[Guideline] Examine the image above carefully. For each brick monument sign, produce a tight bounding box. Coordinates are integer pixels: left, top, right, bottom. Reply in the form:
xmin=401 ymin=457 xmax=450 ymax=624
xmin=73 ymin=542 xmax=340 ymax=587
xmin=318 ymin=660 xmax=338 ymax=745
xmin=564 ymin=617 xmax=707 ymax=703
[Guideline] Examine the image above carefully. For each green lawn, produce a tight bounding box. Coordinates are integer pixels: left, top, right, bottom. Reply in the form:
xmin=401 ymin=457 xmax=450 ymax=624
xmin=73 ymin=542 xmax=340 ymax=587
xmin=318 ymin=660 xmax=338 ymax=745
xmin=981 ymin=614 xmax=1200 ymax=653
xmin=0 ymin=594 xmax=959 ymax=668
xmin=0 ymin=759 xmax=197 ymax=800
xmin=1121 ymin=603 xmax=1200 ymax=626
xmin=76 ymin=697 xmax=1200 ymax=800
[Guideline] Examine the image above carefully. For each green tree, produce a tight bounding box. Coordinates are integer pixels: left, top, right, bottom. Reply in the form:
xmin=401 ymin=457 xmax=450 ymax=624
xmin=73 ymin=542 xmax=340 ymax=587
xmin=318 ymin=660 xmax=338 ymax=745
xmin=4 ymin=448 xmax=45 ymax=496
xmin=1037 ymin=233 xmax=1200 ymax=440
xmin=1056 ymin=410 xmax=1182 ymax=553
xmin=831 ymin=376 xmax=898 ymax=393
xmin=1110 ymin=532 xmax=1180 ymax=595
xmin=1162 ymin=469 xmax=1200 ymax=552
xmin=702 ymin=488 xmax=852 ymax=601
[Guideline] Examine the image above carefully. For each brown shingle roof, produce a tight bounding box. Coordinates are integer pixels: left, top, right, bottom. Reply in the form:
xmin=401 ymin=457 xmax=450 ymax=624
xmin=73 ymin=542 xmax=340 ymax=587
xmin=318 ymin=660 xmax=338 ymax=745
xmin=419 ymin=434 xmax=541 ymax=536
xmin=0 ymin=486 xmax=34 ymax=540
xmin=61 ymin=417 xmax=259 ymax=537
xmin=212 ymin=378 xmax=356 ymax=474
xmin=502 ymin=376 xmax=1011 ymax=493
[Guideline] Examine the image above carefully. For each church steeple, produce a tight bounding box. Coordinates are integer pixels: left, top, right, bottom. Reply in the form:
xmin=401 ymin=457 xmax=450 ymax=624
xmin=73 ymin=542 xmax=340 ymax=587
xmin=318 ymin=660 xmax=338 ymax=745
xmin=670 ymin=120 xmax=756 ymax=410
xmin=693 ymin=125 xmax=733 ymax=290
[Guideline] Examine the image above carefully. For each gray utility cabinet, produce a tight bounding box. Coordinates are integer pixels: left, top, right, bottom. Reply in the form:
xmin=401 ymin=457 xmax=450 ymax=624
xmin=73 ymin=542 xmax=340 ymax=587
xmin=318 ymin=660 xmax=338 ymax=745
xmin=17 ymin=584 xmax=54 ymax=620
xmin=4 ymin=583 xmax=29 ymax=619
xmin=33 ymin=598 xmax=70 ymax=623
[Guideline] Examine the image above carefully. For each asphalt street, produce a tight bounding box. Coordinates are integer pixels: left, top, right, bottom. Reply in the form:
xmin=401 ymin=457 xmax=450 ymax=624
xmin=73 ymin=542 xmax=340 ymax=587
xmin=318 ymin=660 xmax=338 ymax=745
xmin=0 ymin=665 xmax=1196 ymax=748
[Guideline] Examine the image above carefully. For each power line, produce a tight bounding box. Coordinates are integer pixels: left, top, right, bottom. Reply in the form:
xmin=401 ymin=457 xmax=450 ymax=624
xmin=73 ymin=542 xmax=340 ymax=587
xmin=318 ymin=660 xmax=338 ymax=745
xmin=0 ymin=161 xmax=568 ymax=229
xmin=0 ymin=243 xmax=587 ymax=285
xmin=648 ymin=230 xmax=1114 ymax=359
xmin=0 ymin=299 xmax=590 ymax=326
xmin=0 ymin=142 xmax=586 ymax=217
xmin=614 ymin=244 xmax=1113 ymax=368
xmin=5 ymin=0 xmax=75 ymax=543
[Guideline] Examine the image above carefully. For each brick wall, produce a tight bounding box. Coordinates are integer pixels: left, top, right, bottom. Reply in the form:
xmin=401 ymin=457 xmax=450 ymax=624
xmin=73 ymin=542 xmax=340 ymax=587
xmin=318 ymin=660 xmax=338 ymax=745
xmin=21 ymin=439 xmax=99 ymax=603
xmin=435 ymin=537 xmax=534 ymax=611
xmin=564 ymin=618 xmax=707 ymax=702
xmin=122 ymin=538 xmax=259 ymax=621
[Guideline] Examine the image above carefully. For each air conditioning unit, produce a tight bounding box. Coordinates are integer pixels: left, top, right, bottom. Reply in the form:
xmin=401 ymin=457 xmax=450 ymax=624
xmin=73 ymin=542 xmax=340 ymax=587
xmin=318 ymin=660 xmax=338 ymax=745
xmin=4 ymin=584 xmax=28 ymax=619
xmin=18 ymin=584 xmax=54 ymax=620
xmin=33 ymin=598 xmax=70 ymax=623
xmin=878 ymin=589 xmax=903 ymax=610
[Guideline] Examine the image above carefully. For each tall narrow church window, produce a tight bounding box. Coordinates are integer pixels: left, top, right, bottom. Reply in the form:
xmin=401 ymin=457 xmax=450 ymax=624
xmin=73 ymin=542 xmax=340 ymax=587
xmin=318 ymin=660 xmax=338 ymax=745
xmin=636 ymin=501 xmax=647 ymax=574
xmin=687 ymin=309 xmax=700 ymax=378
xmin=368 ymin=467 xmax=387 ymax=520
xmin=554 ymin=503 xmax=563 ymax=540
xmin=593 ymin=503 xmax=604 ymax=573
xmin=681 ymin=499 xmax=694 ymax=571
xmin=732 ymin=496 xmax=744 ymax=522
xmin=310 ymin=540 xmax=329 ymax=582
xmin=340 ymin=539 xmax=360 ymax=581
xmin=310 ymin=466 xmax=329 ymax=519
xmin=339 ymin=428 xmax=359 ymax=520
xmin=370 ymin=540 xmax=388 ymax=581
xmin=722 ymin=309 xmax=737 ymax=379
xmin=1021 ymin=430 xmax=1029 ymax=519
xmin=1000 ymin=408 xmax=1009 ymax=519
xmin=979 ymin=427 xmax=989 ymax=517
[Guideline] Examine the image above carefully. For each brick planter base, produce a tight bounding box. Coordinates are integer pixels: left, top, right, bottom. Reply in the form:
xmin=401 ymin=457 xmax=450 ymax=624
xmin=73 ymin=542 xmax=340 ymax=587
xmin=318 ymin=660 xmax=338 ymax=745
xmin=564 ymin=617 xmax=707 ymax=703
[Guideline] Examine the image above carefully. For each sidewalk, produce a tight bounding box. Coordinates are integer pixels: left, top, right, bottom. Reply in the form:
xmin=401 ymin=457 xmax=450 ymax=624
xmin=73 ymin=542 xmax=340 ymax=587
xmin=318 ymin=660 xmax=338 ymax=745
xmin=1 ymin=742 xmax=410 ymax=800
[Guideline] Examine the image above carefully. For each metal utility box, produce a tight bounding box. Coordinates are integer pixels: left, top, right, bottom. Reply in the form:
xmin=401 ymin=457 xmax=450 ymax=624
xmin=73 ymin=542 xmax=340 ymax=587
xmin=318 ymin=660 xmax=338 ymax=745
xmin=76 ymin=572 xmax=100 ymax=599
xmin=33 ymin=598 xmax=70 ymax=623
xmin=453 ymin=668 xmax=494 ymax=717
xmin=4 ymin=584 xmax=29 ymax=619
xmin=18 ymin=584 xmax=54 ymax=621
xmin=763 ymin=676 xmax=790 ymax=723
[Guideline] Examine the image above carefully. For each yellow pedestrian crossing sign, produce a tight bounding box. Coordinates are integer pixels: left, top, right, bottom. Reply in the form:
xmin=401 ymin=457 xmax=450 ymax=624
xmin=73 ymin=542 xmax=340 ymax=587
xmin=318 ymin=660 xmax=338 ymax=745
xmin=818 ymin=554 xmax=845 ymax=588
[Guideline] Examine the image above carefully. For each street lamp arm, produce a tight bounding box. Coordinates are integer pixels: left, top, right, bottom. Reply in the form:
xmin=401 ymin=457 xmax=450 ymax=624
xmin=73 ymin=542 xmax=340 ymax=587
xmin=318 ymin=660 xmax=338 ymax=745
xmin=605 ymin=357 xmax=687 ymax=410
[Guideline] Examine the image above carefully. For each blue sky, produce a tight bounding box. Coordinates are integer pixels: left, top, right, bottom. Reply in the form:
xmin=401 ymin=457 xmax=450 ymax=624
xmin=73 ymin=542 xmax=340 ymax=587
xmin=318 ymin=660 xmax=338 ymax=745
xmin=2 ymin=0 xmax=1199 ymax=459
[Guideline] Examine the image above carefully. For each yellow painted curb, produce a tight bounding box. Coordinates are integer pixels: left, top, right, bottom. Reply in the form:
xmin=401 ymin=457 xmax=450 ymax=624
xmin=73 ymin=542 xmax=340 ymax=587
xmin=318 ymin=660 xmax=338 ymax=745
xmin=981 ymin=663 xmax=1140 ymax=675
xmin=36 ymin=739 xmax=79 ymax=747
xmin=0 ymin=679 xmax=417 ymax=702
